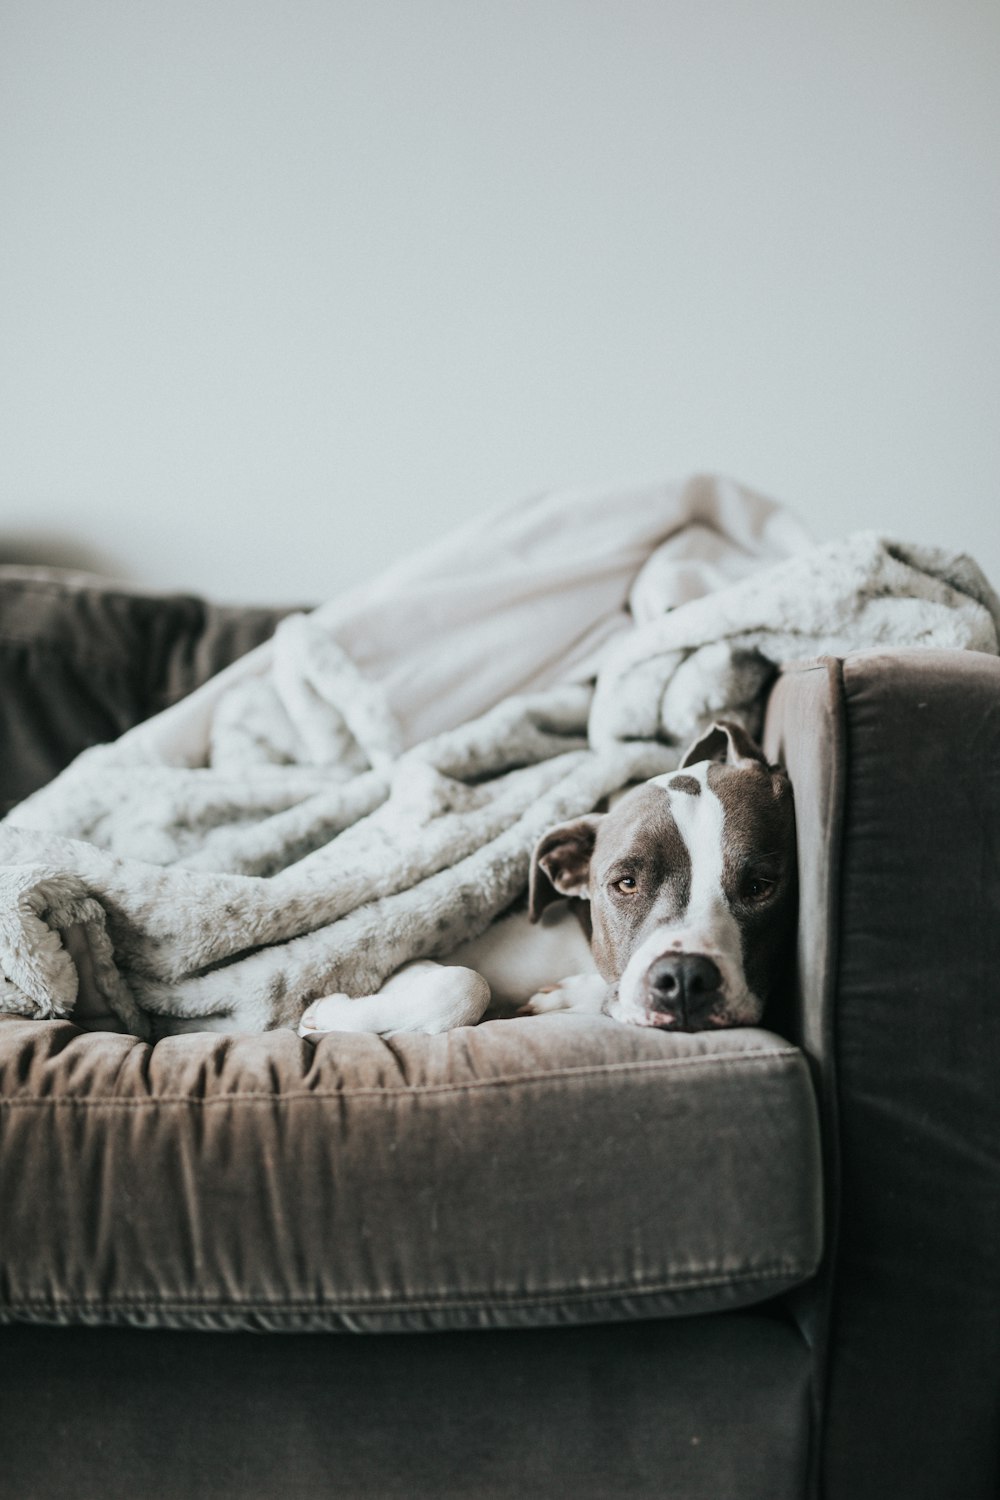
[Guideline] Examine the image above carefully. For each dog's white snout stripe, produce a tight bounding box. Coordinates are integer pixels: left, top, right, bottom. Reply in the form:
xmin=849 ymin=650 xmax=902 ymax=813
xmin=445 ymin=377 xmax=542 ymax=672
xmin=617 ymin=763 xmax=748 ymax=1017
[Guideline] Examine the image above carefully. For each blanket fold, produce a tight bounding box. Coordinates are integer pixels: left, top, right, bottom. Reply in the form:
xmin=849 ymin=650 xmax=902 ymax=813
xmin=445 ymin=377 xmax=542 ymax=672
xmin=0 ymin=865 xmax=148 ymax=1035
xmin=590 ymin=530 xmax=1000 ymax=749
xmin=2 ymin=476 xmax=997 ymax=1035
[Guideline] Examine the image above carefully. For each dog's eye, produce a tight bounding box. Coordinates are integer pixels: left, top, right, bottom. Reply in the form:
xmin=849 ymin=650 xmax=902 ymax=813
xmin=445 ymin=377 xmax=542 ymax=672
xmin=614 ymin=875 xmax=638 ymax=894
xmin=744 ymin=876 xmax=775 ymax=902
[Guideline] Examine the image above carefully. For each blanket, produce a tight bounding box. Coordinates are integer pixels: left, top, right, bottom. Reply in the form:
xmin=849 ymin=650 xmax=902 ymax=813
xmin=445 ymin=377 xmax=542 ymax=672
xmin=1 ymin=476 xmax=997 ymax=1036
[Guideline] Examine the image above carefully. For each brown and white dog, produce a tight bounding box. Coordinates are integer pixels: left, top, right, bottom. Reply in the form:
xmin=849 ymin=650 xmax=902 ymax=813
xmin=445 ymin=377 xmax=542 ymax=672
xmin=298 ymin=721 xmax=796 ymax=1039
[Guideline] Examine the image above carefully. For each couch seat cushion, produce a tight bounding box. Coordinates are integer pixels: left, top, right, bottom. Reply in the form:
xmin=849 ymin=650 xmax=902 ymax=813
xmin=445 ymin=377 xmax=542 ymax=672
xmin=0 ymin=1013 xmax=822 ymax=1333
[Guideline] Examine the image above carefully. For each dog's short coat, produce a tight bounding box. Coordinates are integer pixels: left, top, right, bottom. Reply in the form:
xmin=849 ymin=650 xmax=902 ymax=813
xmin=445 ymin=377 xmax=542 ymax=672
xmin=298 ymin=721 xmax=796 ymax=1038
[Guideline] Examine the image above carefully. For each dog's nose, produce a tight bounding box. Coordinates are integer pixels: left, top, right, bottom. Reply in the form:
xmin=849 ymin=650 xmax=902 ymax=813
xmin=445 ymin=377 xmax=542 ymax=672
xmin=645 ymin=954 xmax=722 ymax=1023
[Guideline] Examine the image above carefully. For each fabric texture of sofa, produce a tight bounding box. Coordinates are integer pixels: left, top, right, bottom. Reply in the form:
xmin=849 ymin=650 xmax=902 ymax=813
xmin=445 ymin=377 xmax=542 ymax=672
xmin=1 ymin=567 xmax=998 ymax=1500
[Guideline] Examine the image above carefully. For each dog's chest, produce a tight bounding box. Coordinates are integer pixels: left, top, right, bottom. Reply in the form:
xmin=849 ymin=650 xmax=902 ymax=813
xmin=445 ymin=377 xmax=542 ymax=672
xmin=445 ymin=902 xmax=597 ymax=1009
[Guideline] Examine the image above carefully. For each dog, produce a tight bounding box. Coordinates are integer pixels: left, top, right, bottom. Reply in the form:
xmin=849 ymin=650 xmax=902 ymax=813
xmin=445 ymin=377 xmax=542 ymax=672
xmin=298 ymin=720 xmax=796 ymax=1038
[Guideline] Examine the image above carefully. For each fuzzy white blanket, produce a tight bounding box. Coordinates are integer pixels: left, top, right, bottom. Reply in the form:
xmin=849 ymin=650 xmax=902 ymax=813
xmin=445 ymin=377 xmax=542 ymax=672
xmin=1 ymin=476 xmax=997 ymax=1036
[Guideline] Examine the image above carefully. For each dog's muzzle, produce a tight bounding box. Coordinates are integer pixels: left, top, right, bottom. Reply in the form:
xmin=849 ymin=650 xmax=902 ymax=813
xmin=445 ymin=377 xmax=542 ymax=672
xmin=643 ymin=953 xmax=723 ymax=1029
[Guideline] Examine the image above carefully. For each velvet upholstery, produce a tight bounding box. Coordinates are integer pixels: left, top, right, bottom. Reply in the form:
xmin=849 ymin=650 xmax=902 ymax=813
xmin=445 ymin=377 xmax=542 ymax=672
xmin=766 ymin=648 xmax=1000 ymax=1500
xmin=826 ymin=649 xmax=1000 ymax=1500
xmin=0 ymin=1017 xmax=821 ymax=1333
xmin=0 ymin=566 xmax=288 ymax=816
xmin=0 ymin=1313 xmax=812 ymax=1500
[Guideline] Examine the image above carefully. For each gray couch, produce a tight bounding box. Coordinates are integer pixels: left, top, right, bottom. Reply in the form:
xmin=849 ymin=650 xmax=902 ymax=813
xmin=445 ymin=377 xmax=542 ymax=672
xmin=1 ymin=568 xmax=998 ymax=1499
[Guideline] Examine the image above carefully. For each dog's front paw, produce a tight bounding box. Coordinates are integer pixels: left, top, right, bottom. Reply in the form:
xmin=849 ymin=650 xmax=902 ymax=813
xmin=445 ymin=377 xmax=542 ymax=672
xmin=298 ymin=993 xmax=363 ymax=1037
xmin=517 ymin=974 xmax=608 ymax=1017
xmin=516 ymin=984 xmax=571 ymax=1017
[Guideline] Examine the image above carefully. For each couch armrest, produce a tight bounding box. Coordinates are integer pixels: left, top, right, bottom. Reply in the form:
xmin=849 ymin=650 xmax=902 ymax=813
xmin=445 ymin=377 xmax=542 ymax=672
xmin=765 ymin=648 xmax=1000 ymax=1500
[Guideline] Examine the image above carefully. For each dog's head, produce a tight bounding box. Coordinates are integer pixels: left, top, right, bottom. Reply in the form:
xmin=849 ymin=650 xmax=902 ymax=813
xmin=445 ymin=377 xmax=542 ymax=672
xmin=529 ymin=720 xmax=796 ymax=1030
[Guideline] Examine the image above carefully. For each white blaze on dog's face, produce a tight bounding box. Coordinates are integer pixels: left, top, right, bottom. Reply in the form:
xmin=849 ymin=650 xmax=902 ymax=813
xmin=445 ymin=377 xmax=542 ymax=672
xmin=528 ymin=721 xmax=796 ymax=1031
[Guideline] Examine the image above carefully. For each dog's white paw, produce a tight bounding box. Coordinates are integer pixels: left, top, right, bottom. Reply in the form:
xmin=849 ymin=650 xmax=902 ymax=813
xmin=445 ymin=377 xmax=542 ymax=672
xmin=517 ymin=985 xmax=572 ymax=1016
xmin=298 ymin=993 xmax=368 ymax=1036
xmin=517 ymin=974 xmax=609 ymax=1017
xmin=298 ymin=963 xmax=492 ymax=1038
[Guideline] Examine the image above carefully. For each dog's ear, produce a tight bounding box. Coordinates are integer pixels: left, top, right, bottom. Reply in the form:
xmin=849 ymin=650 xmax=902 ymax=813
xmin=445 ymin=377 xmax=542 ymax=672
xmin=528 ymin=816 xmax=602 ymax=922
xmin=680 ymin=719 xmax=768 ymax=770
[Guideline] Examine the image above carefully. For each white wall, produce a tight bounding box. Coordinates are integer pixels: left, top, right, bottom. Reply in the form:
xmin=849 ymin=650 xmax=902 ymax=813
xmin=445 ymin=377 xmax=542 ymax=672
xmin=2 ymin=0 xmax=998 ymax=603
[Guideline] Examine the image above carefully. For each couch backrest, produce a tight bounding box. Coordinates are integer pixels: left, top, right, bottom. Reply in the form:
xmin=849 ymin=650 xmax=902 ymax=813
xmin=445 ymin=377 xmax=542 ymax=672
xmin=0 ymin=567 xmax=292 ymax=813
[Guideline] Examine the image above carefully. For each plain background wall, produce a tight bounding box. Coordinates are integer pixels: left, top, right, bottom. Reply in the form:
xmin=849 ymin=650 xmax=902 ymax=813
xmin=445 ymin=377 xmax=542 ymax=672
xmin=2 ymin=0 xmax=998 ymax=604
